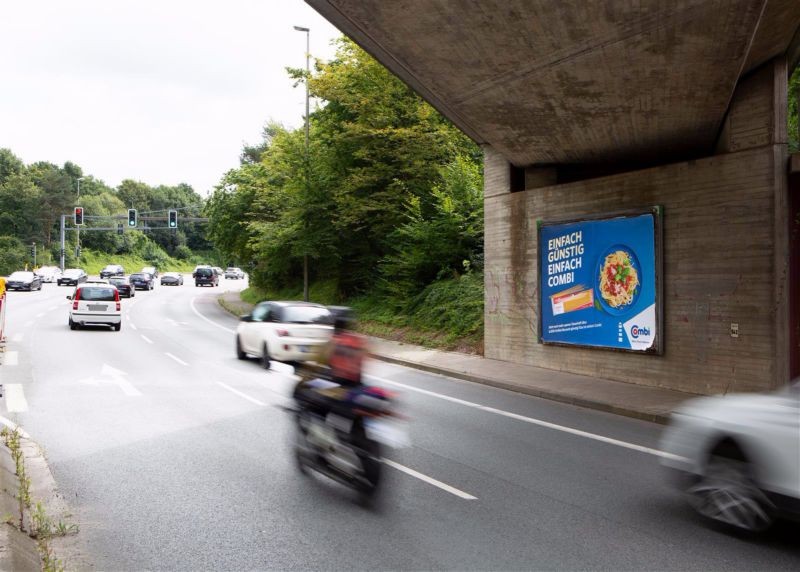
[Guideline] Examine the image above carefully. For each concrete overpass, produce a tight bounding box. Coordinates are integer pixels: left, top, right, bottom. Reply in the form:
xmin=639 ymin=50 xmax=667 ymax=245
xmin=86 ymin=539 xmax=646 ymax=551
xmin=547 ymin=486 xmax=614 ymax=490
xmin=308 ymin=0 xmax=800 ymax=395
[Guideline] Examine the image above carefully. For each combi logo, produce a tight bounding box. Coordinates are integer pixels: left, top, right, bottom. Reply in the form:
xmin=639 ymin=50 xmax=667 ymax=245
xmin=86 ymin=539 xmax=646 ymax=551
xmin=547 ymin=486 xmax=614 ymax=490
xmin=630 ymin=325 xmax=651 ymax=339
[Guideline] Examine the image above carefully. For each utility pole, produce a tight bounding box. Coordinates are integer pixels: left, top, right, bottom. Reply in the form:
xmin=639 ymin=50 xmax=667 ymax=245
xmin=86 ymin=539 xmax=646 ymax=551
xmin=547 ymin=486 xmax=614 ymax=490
xmin=295 ymin=25 xmax=311 ymax=302
xmin=76 ymin=177 xmax=83 ymax=262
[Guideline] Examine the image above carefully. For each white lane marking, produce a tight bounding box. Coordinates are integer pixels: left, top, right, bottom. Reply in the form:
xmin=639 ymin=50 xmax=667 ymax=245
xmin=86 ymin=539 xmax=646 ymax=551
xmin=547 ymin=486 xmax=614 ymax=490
xmin=190 ymin=297 xmax=235 ymax=334
xmin=165 ymin=352 xmax=189 ymax=366
xmin=4 ymin=384 xmax=29 ymax=412
xmin=36 ymin=312 xmax=44 ymax=318
xmin=78 ymin=364 xmax=142 ymax=396
xmin=369 ymin=375 xmax=686 ymax=462
xmin=11 ymin=333 xmax=24 ymax=342
xmin=217 ymin=382 xmax=266 ymax=406
xmin=130 ymin=323 xmax=138 ymax=331
xmin=141 ymin=335 xmax=153 ymax=344
xmin=0 ymin=416 xmax=30 ymax=438
xmin=48 ymin=305 xmax=58 ymax=311
xmin=3 ymin=351 xmax=19 ymax=366
xmin=382 ymin=459 xmax=477 ymax=500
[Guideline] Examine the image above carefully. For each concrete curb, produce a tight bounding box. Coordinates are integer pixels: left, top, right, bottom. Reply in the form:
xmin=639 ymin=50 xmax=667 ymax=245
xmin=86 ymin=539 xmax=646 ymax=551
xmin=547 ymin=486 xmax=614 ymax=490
xmin=370 ymin=353 xmax=673 ymax=425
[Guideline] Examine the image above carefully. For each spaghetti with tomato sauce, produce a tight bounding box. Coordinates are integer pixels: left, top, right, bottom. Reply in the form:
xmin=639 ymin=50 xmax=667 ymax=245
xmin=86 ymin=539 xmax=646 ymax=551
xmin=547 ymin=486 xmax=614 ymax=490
xmin=598 ymin=250 xmax=638 ymax=308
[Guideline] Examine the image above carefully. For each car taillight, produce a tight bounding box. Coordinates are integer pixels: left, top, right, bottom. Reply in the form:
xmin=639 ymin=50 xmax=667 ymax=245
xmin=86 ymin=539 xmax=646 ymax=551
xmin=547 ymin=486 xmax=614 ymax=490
xmin=115 ymin=289 xmax=120 ymax=311
xmin=72 ymin=288 xmax=81 ymax=310
xmin=276 ymin=329 xmax=289 ymax=337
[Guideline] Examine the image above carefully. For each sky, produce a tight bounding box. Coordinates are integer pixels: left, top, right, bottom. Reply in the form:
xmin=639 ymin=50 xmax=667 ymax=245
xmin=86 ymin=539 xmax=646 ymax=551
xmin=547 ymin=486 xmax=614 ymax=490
xmin=0 ymin=0 xmax=343 ymax=195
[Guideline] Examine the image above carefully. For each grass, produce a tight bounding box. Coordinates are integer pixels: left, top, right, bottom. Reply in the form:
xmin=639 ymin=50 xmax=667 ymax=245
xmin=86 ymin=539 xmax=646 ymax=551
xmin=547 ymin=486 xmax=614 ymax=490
xmin=236 ymin=273 xmax=484 ymax=354
xmin=70 ymin=249 xmax=196 ymax=274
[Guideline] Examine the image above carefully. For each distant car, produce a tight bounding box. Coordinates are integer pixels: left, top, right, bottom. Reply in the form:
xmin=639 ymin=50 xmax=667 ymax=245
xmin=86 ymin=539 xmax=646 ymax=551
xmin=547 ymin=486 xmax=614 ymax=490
xmin=194 ymin=267 xmax=218 ymax=287
xmin=192 ymin=265 xmax=212 ymax=278
xmin=224 ymin=267 xmax=245 ymax=279
xmin=660 ymin=380 xmax=800 ymax=533
xmin=67 ymin=283 xmax=121 ymax=331
xmin=108 ymin=276 xmax=135 ymax=298
xmin=58 ymin=268 xmax=87 ymax=287
xmin=213 ymin=266 xmax=224 ymax=277
xmin=235 ymin=301 xmax=333 ymax=369
xmin=35 ymin=266 xmax=62 ymax=283
xmin=130 ymin=272 xmax=155 ymax=290
xmin=99 ymin=264 xmax=125 ymax=279
xmin=141 ymin=266 xmax=158 ymax=279
xmin=160 ymin=272 xmax=183 ymax=286
xmin=6 ymin=271 xmax=42 ymax=291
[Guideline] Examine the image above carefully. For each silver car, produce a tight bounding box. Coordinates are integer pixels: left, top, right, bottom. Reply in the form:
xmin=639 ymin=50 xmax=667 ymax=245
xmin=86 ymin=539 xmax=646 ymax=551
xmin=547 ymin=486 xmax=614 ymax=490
xmin=660 ymin=379 xmax=800 ymax=532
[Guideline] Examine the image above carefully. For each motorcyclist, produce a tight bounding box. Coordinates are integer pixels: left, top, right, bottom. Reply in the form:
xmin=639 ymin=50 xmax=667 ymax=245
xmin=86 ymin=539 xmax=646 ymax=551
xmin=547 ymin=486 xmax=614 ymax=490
xmin=293 ymin=306 xmax=368 ymax=416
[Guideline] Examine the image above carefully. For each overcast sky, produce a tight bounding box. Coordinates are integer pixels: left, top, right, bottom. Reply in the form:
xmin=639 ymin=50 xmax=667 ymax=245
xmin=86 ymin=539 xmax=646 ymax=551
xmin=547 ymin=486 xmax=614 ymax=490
xmin=0 ymin=1 xmax=342 ymax=195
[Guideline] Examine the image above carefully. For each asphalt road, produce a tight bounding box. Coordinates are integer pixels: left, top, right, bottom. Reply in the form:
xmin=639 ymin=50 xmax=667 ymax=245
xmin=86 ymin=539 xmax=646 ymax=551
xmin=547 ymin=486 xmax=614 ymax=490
xmin=1 ymin=277 xmax=798 ymax=570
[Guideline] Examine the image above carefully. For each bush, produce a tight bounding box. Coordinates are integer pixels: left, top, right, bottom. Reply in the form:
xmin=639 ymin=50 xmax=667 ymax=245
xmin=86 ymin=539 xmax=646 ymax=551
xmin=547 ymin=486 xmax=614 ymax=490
xmin=0 ymin=236 xmax=28 ymax=275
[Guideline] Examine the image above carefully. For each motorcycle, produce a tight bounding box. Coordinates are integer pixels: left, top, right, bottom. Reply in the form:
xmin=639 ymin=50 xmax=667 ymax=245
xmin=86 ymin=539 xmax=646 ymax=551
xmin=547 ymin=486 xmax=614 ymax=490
xmin=292 ymin=378 xmax=408 ymax=500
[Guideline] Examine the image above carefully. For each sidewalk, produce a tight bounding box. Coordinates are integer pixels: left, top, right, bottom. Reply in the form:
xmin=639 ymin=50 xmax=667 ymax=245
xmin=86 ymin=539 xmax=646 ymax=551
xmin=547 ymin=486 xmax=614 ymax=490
xmin=218 ymin=292 xmax=694 ymax=424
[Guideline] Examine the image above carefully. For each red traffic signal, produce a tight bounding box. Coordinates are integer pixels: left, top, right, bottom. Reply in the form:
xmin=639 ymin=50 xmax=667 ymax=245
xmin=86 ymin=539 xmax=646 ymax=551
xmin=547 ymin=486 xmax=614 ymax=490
xmin=74 ymin=206 xmax=84 ymax=225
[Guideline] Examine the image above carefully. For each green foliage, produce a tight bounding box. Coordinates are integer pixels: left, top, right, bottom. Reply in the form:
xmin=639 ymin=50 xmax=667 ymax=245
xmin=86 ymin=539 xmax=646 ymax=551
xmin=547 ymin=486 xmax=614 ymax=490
xmin=790 ymin=65 xmax=799 ymax=153
xmin=77 ymin=248 xmax=195 ymax=274
xmin=0 ymin=236 xmax=29 ymax=275
xmin=205 ymin=38 xmax=485 ymax=348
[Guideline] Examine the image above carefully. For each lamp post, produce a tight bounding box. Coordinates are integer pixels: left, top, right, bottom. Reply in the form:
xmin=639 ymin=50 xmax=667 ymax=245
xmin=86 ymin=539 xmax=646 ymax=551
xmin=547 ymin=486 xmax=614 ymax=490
xmin=294 ymin=25 xmax=310 ymax=302
xmin=76 ymin=177 xmax=84 ymax=262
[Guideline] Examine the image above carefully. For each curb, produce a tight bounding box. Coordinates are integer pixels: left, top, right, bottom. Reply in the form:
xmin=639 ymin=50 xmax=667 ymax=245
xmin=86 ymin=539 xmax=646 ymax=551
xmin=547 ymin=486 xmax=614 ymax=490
xmin=370 ymin=353 xmax=672 ymax=425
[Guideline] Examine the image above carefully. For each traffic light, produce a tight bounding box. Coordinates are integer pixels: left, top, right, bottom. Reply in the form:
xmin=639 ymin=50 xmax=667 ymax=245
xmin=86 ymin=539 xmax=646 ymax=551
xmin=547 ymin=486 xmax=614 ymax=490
xmin=168 ymin=210 xmax=177 ymax=228
xmin=30 ymin=245 xmax=36 ymax=258
xmin=128 ymin=208 xmax=137 ymax=227
xmin=75 ymin=246 xmax=81 ymax=258
xmin=74 ymin=206 xmax=84 ymax=225
xmin=117 ymin=223 xmax=124 ymax=235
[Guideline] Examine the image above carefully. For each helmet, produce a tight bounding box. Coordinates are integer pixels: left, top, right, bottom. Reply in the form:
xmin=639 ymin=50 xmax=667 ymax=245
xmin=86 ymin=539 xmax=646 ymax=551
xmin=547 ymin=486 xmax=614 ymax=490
xmin=328 ymin=306 xmax=356 ymax=331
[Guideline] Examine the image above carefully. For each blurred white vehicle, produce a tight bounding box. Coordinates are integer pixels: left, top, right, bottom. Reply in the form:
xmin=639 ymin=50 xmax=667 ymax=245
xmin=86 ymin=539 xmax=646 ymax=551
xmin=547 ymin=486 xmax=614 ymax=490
xmin=35 ymin=266 xmax=62 ymax=283
xmin=236 ymin=301 xmax=333 ymax=369
xmin=660 ymin=379 xmax=800 ymax=532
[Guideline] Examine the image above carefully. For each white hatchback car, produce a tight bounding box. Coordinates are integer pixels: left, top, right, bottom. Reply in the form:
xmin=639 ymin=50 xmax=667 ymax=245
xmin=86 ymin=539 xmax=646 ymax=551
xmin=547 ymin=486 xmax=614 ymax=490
xmin=236 ymin=301 xmax=333 ymax=369
xmin=67 ymin=283 xmax=122 ymax=331
xmin=660 ymin=380 xmax=800 ymax=532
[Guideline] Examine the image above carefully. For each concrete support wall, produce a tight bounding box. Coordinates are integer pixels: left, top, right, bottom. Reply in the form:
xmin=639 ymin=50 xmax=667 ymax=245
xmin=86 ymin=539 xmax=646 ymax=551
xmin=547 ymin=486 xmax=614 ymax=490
xmin=484 ymin=57 xmax=791 ymax=395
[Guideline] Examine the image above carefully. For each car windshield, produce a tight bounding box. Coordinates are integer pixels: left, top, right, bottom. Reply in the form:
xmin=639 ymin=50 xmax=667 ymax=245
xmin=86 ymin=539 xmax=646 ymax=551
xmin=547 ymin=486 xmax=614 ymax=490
xmin=282 ymin=305 xmax=331 ymax=324
xmin=79 ymin=287 xmax=116 ymax=301
xmin=130 ymin=274 xmax=145 ymax=279
xmin=9 ymin=272 xmax=33 ymax=280
xmin=109 ymin=278 xmax=126 ymax=285
xmin=64 ymin=269 xmax=82 ymax=277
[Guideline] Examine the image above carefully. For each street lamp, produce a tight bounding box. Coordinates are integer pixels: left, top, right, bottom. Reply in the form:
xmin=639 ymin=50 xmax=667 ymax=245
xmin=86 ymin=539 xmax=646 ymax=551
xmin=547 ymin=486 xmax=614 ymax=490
xmin=76 ymin=177 xmax=84 ymax=261
xmin=294 ymin=25 xmax=311 ymax=302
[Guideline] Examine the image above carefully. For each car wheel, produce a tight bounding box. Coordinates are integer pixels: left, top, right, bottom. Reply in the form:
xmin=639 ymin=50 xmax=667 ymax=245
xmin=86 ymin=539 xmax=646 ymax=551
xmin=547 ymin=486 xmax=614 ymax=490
xmin=114 ymin=323 xmax=121 ymax=332
xmin=236 ymin=336 xmax=247 ymax=360
xmin=261 ymin=343 xmax=271 ymax=370
xmin=69 ymin=318 xmax=78 ymax=331
xmin=687 ymin=446 xmax=774 ymax=533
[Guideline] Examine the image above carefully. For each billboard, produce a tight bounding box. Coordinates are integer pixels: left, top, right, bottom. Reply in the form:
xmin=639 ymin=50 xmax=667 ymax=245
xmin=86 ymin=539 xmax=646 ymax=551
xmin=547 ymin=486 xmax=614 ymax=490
xmin=538 ymin=208 xmax=662 ymax=353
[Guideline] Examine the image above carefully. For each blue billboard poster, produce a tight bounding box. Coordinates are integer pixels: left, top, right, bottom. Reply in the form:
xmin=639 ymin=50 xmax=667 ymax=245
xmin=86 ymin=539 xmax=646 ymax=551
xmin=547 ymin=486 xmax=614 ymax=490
xmin=538 ymin=209 xmax=662 ymax=353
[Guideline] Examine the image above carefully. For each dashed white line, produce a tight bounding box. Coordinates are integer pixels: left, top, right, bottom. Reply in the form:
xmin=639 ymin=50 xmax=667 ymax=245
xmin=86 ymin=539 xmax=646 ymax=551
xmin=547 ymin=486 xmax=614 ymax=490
xmin=48 ymin=305 xmax=58 ymax=311
xmin=141 ymin=335 xmax=153 ymax=344
xmin=165 ymin=352 xmax=188 ymax=366
xmin=35 ymin=312 xmax=44 ymax=318
xmin=2 ymin=351 xmax=19 ymax=366
xmin=382 ymin=459 xmax=477 ymax=500
xmin=130 ymin=323 xmax=138 ymax=331
xmin=190 ymin=297 xmax=235 ymax=334
xmin=369 ymin=375 xmax=685 ymax=461
xmin=217 ymin=382 xmax=266 ymax=406
xmin=4 ymin=384 xmax=29 ymax=412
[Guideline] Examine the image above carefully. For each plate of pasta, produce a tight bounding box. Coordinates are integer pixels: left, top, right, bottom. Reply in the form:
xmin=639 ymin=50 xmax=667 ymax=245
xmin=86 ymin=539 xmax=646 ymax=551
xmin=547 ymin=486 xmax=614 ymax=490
xmin=594 ymin=245 xmax=641 ymax=315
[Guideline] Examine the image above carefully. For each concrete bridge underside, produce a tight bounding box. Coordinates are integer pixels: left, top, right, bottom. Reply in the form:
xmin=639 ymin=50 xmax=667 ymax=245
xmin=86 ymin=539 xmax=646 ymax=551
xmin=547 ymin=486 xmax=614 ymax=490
xmin=308 ymin=0 xmax=800 ymax=394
